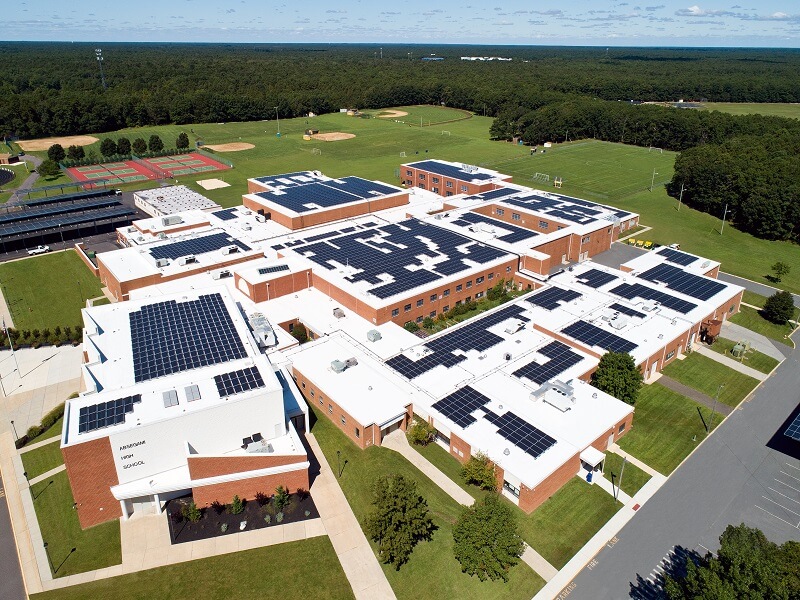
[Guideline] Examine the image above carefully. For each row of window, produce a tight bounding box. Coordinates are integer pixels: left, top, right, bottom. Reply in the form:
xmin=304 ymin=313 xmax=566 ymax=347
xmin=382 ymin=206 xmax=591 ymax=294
xmin=494 ymin=207 xmax=566 ymax=232
xmin=389 ymin=271 xmax=506 ymax=317
xmin=308 ymin=384 xmax=362 ymax=439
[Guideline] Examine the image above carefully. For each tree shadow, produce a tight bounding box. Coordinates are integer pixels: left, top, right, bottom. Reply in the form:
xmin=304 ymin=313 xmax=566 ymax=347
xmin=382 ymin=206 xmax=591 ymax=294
xmin=764 ymin=274 xmax=780 ymax=284
xmin=696 ymin=406 xmax=709 ymax=432
xmin=628 ymin=545 xmax=703 ymax=599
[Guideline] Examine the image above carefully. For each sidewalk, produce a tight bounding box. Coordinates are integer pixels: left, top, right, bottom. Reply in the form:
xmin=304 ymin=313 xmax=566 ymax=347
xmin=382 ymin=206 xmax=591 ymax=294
xmin=609 ymin=443 xmax=661 ymax=478
xmin=721 ymin=321 xmax=791 ymax=360
xmin=657 ymin=375 xmax=733 ymax=417
xmin=592 ymin=472 xmax=631 ymax=504
xmin=693 ymin=345 xmax=767 ymax=381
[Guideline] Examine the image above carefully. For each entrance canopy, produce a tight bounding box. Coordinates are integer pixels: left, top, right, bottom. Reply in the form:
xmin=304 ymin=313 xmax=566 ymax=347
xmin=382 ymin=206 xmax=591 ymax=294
xmin=580 ymin=445 xmax=605 ymax=468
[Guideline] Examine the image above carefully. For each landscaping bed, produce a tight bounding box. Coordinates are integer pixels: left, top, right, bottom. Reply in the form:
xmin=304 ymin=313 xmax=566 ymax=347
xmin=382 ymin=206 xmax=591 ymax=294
xmin=166 ymin=491 xmax=319 ymax=544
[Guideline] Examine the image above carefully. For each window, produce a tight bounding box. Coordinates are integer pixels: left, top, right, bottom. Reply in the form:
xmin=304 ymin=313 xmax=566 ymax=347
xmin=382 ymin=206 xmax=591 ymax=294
xmin=445 ymin=191 xmax=453 ymax=197
xmin=476 ymin=291 xmax=484 ymax=299
xmin=666 ymin=350 xmax=675 ymax=361
xmin=456 ymin=284 xmax=463 ymax=292
xmin=618 ymin=422 xmax=626 ymax=433
xmin=729 ymin=305 xmax=734 ymax=313
xmin=430 ymin=293 xmax=437 ymax=302
xmin=319 ymin=398 xmax=323 ymax=406
xmin=455 ymin=300 xmax=462 ymax=306
xmin=443 ymin=289 xmax=450 ymax=297
xmin=488 ymin=273 xmax=494 ymax=280
xmin=557 ymin=225 xmax=563 ymax=230
xmin=310 ymin=389 xmax=315 ymax=397
xmin=406 ymin=180 xmax=413 ymax=186
xmin=512 ymin=213 xmax=521 ymax=221
xmin=503 ymin=481 xmax=520 ymax=498
xmin=417 ymin=183 xmax=425 ymax=189
xmin=466 ymin=280 xmax=473 ymax=288
xmin=476 ymin=276 xmax=484 ymax=284
xmin=416 ymin=316 xmax=423 ymax=323
xmin=301 ymin=381 xmax=306 ymax=388
xmin=460 ymin=185 xmax=467 ymax=192
xmin=432 ymin=187 xmax=439 ymax=194
xmin=392 ymin=308 xmax=399 ymax=317
xmin=430 ymin=310 xmax=436 ymax=318
xmin=417 ymin=299 xmax=424 ymax=307
xmin=607 ymin=228 xmax=612 ymax=234
xmin=355 ymin=428 xmax=360 ymax=439
xmin=418 ymin=173 xmax=426 ymax=180
xmin=443 ymin=305 xmax=450 ymax=312
xmin=506 ymin=266 xmax=512 ymax=272
xmin=341 ymin=415 xmax=346 ymax=425
xmin=446 ymin=181 xmax=453 ymax=188
xmin=406 ymin=169 xmax=412 ymax=176
xmin=328 ymin=404 xmax=333 ymax=414
xmin=432 ymin=177 xmax=440 ymax=184
xmin=539 ymin=220 xmax=549 ymax=229
xmin=582 ymin=235 xmax=591 ymax=244
xmin=496 ymin=208 xmax=505 ymax=216
xmin=465 ymin=296 xmax=471 ymax=302
xmin=404 ymin=303 xmax=412 ymax=312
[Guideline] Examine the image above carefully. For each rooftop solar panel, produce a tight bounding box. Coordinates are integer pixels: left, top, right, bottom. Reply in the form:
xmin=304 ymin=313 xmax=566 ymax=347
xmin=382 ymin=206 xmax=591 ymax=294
xmin=637 ymin=263 xmax=726 ymax=301
xmin=130 ymin=293 xmax=248 ymax=383
xmin=407 ymin=160 xmax=495 ymax=182
xmin=490 ymin=411 xmax=556 ymax=458
xmin=215 ymin=366 xmax=266 ymax=398
xmin=785 ymin=412 xmax=800 ymax=441
xmin=78 ymin=394 xmax=141 ymax=434
xmin=149 ymin=232 xmax=251 ymax=261
xmin=256 ymin=177 xmax=400 ymax=214
xmin=24 ymin=189 xmax=116 ymax=207
xmin=577 ymin=269 xmax=618 ymax=289
xmin=257 ymin=265 xmax=290 ymax=275
xmin=657 ymin=247 xmax=697 ymax=266
xmin=561 ymin=320 xmax=638 ymax=353
xmin=455 ymin=212 xmax=538 ymax=244
xmin=432 ymin=386 xmax=492 ymax=429
xmin=526 ymin=287 xmax=581 ymax=310
xmin=610 ymin=282 xmax=697 ymax=314
xmin=212 ymin=208 xmax=238 ymax=221
xmin=0 ymin=206 xmax=135 ymax=239
xmin=0 ymin=197 xmax=122 ymax=225
xmin=608 ymin=303 xmax=646 ymax=319
xmin=512 ymin=341 xmax=583 ymax=385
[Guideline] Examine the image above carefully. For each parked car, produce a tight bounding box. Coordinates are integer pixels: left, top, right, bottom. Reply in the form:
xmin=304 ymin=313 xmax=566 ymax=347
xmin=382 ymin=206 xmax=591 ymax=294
xmin=27 ymin=245 xmax=50 ymax=256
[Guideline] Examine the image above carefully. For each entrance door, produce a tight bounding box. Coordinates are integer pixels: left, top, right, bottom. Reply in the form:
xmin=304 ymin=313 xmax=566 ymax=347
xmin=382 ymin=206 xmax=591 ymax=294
xmin=607 ymin=433 xmax=615 ymax=448
xmin=649 ymin=360 xmax=659 ymax=379
xmin=381 ymin=421 xmax=401 ymax=441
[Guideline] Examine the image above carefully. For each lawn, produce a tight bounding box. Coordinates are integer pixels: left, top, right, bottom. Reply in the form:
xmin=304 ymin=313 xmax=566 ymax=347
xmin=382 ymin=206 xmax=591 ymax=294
xmin=0 ymin=250 xmax=103 ymax=331
xmin=410 ymin=435 xmax=620 ymax=569
xmin=29 ymin=471 xmax=121 ymax=578
xmin=367 ymin=105 xmax=473 ymax=127
xmin=309 ymin=406 xmax=544 ymax=600
xmin=703 ymin=102 xmax=800 ymax=119
xmin=516 ymin=478 xmax=620 ymax=569
xmin=742 ymin=290 xmax=768 ymax=308
xmin=602 ymin=452 xmax=651 ymax=498
xmin=21 ymin=440 xmax=64 ymax=479
xmin=617 ymin=383 xmax=719 ymax=475
xmin=20 ymin=417 xmax=64 ymax=448
xmin=705 ymin=338 xmax=780 ymax=374
xmin=662 ymin=352 xmax=759 ymax=407
xmin=730 ymin=305 xmax=797 ymax=346
xmin=29 ymin=537 xmax=353 ymax=600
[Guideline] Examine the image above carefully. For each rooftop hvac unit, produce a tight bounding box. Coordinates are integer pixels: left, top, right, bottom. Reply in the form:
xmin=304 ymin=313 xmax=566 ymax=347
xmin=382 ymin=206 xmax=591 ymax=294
xmin=161 ymin=215 xmax=183 ymax=226
xmin=158 ymin=233 xmax=167 ymax=239
xmin=333 ymin=307 xmax=345 ymax=319
xmin=222 ymin=245 xmax=239 ymax=255
xmin=641 ymin=301 xmax=660 ymax=312
xmin=504 ymin=319 xmax=524 ymax=334
xmin=608 ymin=315 xmax=628 ymax=330
xmin=211 ymin=269 xmax=231 ymax=280
xmin=331 ymin=360 xmax=346 ymax=373
xmin=178 ymin=255 xmax=197 ymax=266
xmin=504 ymin=352 xmax=512 ymax=361
xmin=155 ymin=258 xmax=170 ymax=267
xmin=344 ymin=357 xmax=358 ymax=368
xmin=367 ymin=329 xmax=382 ymax=342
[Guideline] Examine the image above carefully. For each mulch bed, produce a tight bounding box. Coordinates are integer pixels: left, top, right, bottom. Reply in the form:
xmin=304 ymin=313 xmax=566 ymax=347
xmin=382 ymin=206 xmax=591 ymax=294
xmin=166 ymin=492 xmax=320 ymax=545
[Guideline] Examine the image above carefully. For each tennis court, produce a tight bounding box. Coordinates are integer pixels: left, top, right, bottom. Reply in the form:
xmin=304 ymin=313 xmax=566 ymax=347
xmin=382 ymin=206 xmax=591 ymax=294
xmin=66 ymin=160 xmax=157 ymax=185
xmin=140 ymin=152 xmax=230 ymax=178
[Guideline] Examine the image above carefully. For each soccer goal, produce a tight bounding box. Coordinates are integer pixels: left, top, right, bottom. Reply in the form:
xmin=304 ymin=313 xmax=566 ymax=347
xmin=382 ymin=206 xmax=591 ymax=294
xmin=399 ymin=151 xmax=407 ymax=157
xmin=441 ymin=131 xmax=451 ymax=136
xmin=649 ymin=146 xmax=663 ymax=154
xmin=532 ymin=172 xmax=550 ymax=183
xmin=312 ymin=148 xmax=322 ymax=155
xmin=554 ymin=177 xmax=563 ymax=188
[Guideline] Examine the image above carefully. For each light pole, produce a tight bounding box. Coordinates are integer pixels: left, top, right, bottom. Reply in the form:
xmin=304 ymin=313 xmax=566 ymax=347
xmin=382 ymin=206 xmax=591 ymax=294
xmin=336 ymin=450 xmax=341 ymax=478
xmin=274 ymin=106 xmax=280 ymax=136
xmin=77 ymin=280 xmax=84 ymax=305
xmin=707 ymin=384 xmax=724 ymax=432
xmin=720 ymin=204 xmax=729 ymax=235
xmin=614 ymin=456 xmax=627 ymax=502
xmin=43 ymin=541 xmax=54 ymax=574
xmin=10 ymin=420 xmax=18 ymax=441
xmin=95 ymin=49 xmax=107 ymax=90
xmin=649 ymin=168 xmax=659 ymax=192
xmin=677 ymin=183 xmax=684 ymax=211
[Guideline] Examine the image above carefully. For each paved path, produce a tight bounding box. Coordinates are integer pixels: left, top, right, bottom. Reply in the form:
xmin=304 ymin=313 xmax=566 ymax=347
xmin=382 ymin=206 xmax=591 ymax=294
xmin=722 ymin=321 xmax=793 ymax=359
xmin=28 ymin=464 xmax=65 ymax=486
xmin=8 ymin=156 xmax=41 ymax=205
xmin=718 ymin=271 xmax=800 ymax=309
xmin=656 ymin=375 xmax=733 ymax=417
xmin=565 ymin=329 xmax=800 ymax=599
xmin=18 ymin=434 xmax=60 ymax=454
xmin=609 ymin=444 xmax=662 ymax=478
xmin=306 ymin=433 xmax=396 ymax=600
xmin=593 ymin=471 xmax=632 ymax=504
xmin=694 ymin=344 xmax=768 ymax=381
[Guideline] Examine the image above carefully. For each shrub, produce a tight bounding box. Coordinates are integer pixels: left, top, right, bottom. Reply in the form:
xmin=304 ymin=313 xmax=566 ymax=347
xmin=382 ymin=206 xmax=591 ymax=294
xmin=132 ymin=138 xmax=147 ymax=155
xmin=461 ymin=452 xmax=497 ymax=491
xmin=26 ymin=425 xmax=43 ymax=439
xmin=404 ymin=321 xmax=420 ymax=333
xmin=181 ymin=501 xmax=202 ymax=523
xmin=408 ymin=418 xmax=436 ymax=446
xmin=275 ymin=485 xmax=291 ymax=512
xmin=66 ymin=145 xmax=84 ymax=161
xmin=422 ymin=317 xmax=435 ymax=329
xmin=264 ymin=514 xmax=271 ymax=524
xmin=255 ymin=491 xmax=269 ymax=506
xmin=210 ymin=500 xmax=224 ymax=515
xmin=148 ymin=135 xmax=164 ymax=153
xmin=304 ymin=510 xmax=311 ymax=517
xmin=176 ymin=132 xmax=190 ymax=149
xmin=230 ymin=495 xmax=244 ymax=515
xmin=221 ymin=523 xmax=228 ymax=532
xmin=47 ymin=144 xmax=66 ymax=162
xmin=32 ymin=329 xmax=40 ymax=340
xmin=275 ymin=512 xmax=284 ymax=523
xmin=291 ymin=323 xmax=308 ymax=344
xmin=296 ymin=487 xmax=309 ymax=500
xmin=40 ymin=403 xmax=65 ymax=430
xmin=763 ymin=290 xmax=795 ymax=325
xmin=117 ymin=137 xmax=131 ymax=155
xmin=100 ymin=138 xmax=118 ymax=157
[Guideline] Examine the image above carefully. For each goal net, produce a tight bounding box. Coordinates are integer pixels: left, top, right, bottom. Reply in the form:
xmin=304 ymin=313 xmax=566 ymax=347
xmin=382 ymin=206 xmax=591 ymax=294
xmin=312 ymin=148 xmax=322 ymax=155
xmin=399 ymin=151 xmax=407 ymax=157
xmin=441 ymin=131 xmax=451 ymax=136
xmin=532 ymin=173 xmax=550 ymax=183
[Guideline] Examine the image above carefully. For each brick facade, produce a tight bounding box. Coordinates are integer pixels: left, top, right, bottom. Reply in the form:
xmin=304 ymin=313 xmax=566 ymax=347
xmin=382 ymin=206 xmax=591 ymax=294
xmin=234 ymin=270 xmax=312 ymax=303
xmin=187 ymin=454 xmax=307 ymax=479
xmin=192 ymin=468 xmax=309 ymax=507
xmin=401 ymin=165 xmax=512 ymax=197
xmin=62 ymin=437 xmax=121 ymax=529
xmin=517 ymin=453 xmax=581 ymax=513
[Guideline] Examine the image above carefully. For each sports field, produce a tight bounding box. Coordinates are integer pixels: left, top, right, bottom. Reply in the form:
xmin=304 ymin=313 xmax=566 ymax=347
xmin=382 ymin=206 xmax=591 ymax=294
xmin=66 ymin=160 xmax=156 ymax=185
xmin=703 ymin=102 xmax=800 ymax=119
xmin=140 ymin=152 xmax=230 ymax=177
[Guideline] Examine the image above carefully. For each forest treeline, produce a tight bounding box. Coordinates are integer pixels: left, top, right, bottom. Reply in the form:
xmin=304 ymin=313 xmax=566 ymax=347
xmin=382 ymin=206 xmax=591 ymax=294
xmin=3 ymin=43 xmax=800 ymax=138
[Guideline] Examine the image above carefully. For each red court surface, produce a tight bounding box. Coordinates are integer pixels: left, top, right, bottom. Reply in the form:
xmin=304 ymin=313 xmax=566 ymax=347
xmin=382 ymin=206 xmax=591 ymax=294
xmin=66 ymin=161 xmax=157 ymax=186
xmin=140 ymin=152 xmax=231 ymax=178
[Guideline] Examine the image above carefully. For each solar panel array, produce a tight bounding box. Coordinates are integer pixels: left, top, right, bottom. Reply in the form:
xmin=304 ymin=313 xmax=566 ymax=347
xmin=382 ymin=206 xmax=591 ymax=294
xmin=577 ymin=269 xmax=619 ymax=289
xmin=290 ymin=219 xmax=510 ymax=300
xmin=212 ymin=208 xmax=238 ymax=221
xmin=24 ymin=189 xmax=115 ymax=207
xmin=256 ymin=176 xmax=400 ymax=214
xmin=214 ymin=366 xmax=266 ymax=398
xmin=785 ymin=413 xmax=800 ymax=441
xmin=526 ymin=287 xmax=581 ymax=310
xmin=149 ymin=232 xmax=251 ymax=261
xmin=610 ymin=282 xmax=697 ymax=314
xmin=0 ymin=197 xmax=121 ymax=225
xmin=451 ymin=211 xmax=539 ymax=244
xmin=561 ymin=320 xmax=638 ymax=353
xmin=78 ymin=394 xmax=141 ymax=434
xmin=657 ymin=247 xmax=697 ymax=266
xmin=431 ymin=386 xmax=491 ymax=428
xmin=512 ymin=341 xmax=584 ymax=385
xmin=638 ymin=263 xmax=727 ymax=301
xmin=130 ymin=293 xmax=247 ymax=382
xmin=254 ymin=171 xmax=320 ymax=186
xmin=0 ymin=206 xmax=135 ymax=240
xmin=463 ymin=187 xmax=519 ymax=202
xmin=386 ymin=305 xmax=530 ymax=380
xmin=408 ymin=160 xmax=495 ymax=182
xmin=503 ymin=193 xmax=601 ymax=225
xmin=486 ymin=411 xmax=557 ymax=458
xmin=257 ymin=265 xmax=290 ymax=275
xmin=608 ymin=303 xmax=646 ymax=319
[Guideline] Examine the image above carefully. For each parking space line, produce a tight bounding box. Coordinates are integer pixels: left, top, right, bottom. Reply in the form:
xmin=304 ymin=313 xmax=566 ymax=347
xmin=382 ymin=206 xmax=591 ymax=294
xmin=775 ymin=478 xmax=800 ymax=495
xmin=762 ymin=495 xmax=800 ymax=519
xmin=755 ymin=504 xmax=800 ymax=529
xmin=780 ymin=471 xmax=800 ymax=483
xmin=767 ymin=487 xmax=800 ymax=506
xmin=785 ymin=463 xmax=800 ymax=472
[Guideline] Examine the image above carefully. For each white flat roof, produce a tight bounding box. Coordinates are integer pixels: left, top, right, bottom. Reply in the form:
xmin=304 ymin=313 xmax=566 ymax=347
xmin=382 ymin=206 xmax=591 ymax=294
xmin=134 ymin=185 xmax=219 ymax=214
xmin=621 ymin=246 xmax=720 ymax=276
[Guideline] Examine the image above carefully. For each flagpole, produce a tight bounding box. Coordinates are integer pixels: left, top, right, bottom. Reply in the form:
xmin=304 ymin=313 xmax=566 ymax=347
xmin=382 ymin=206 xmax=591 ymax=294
xmin=3 ymin=318 xmax=19 ymax=375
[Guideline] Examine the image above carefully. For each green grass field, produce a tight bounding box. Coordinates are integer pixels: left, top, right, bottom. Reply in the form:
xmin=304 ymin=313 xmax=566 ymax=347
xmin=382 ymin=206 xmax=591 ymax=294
xmin=365 ymin=105 xmax=472 ymax=127
xmin=730 ymin=305 xmax=798 ymax=346
xmin=618 ymin=383 xmax=719 ymax=475
xmin=21 ymin=440 xmax=64 ymax=479
xmin=706 ymin=338 xmax=780 ymax=374
xmin=742 ymin=290 xmax=768 ymax=308
xmin=662 ymin=353 xmax=759 ymax=407
xmin=26 ymin=417 xmax=64 ymax=446
xmin=30 ymin=471 xmax=121 ymax=578
xmin=601 ymin=452 xmax=651 ymax=498
xmin=0 ymin=250 xmax=104 ymax=331
xmin=30 ymin=537 xmax=354 ymax=600
xmin=309 ymin=407 xmax=544 ymax=600
xmin=704 ymin=102 xmax=800 ymax=119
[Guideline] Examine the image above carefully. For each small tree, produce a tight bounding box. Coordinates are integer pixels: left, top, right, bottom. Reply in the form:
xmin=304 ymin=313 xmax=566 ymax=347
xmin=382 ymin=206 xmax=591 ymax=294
xmin=591 ymin=350 xmax=643 ymax=405
xmin=176 ymin=132 xmax=190 ymax=149
xmin=66 ymin=145 xmax=85 ymax=160
xmin=47 ymin=143 xmax=66 ymax=162
xmin=422 ymin=316 xmax=435 ymax=329
xmin=230 ymin=494 xmax=244 ymax=515
xmin=771 ymin=261 xmax=791 ymax=283
xmin=291 ymin=322 xmax=308 ymax=343
xmin=453 ymin=494 xmax=524 ymax=582
xmin=37 ymin=159 xmax=61 ymax=178
xmin=403 ymin=321 xmax=420 ymax=333
xmin=461 ymin=451 xmax=497 ymax=490
xmin=181 ymin=501 xmax=202 ymax=523
xmin=364 ymin=474 xmax=435 ymax=569
xmin=407 ymin=418 xmax=436 ymax=446
xmin=99 ymin=138 xmax=118 ymax=157
xmin=274 ymin=485 xmax=291 ymax=512
xmin=131 ymin=138 xmax=147 ymax=155
xmin=148 ymin=134 xmax=164 ymax=152
xmin=762 ymin=290 xmax=795 ymax=325
xmin=117 ymin=137 xmax=131 ymax=155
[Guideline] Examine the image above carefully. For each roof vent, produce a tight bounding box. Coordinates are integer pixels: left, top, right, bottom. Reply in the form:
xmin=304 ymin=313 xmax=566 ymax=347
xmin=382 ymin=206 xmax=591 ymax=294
xmin=221 ymin=245 xmax=239 ymax=255
xmin=367 ymin=329 xmax=382 ymax=342
xmin=163 ymin=390 xmax=179 ymax=408
xmin=333 ymin=307 xmax=345 ymax=319
xmin=331 ymin=360 xmax=346 ymax=373
xmin=155 ymin=258 xmax=170 ymax=268
xmin=345 ymin=357 xmax=358 ymax=368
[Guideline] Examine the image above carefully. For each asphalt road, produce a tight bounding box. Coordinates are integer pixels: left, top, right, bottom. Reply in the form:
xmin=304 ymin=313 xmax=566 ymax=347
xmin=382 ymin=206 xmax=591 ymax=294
xmin=718 ymin=272 xmax=800 ymax=309
xmin=566 ymin=328 xmax=800 ymax=600
xmin=0 ymin=471 xmax=26 ymax=600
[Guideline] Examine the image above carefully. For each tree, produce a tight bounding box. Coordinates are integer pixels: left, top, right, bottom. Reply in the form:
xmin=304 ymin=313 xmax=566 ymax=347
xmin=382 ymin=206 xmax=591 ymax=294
xmin=771 ymin=261 xmax=791 ymax=282
xmin=66 ymin=145 xmax=85 ymax=160
xmin=181 ymin=501 xmax=202 ymax=523
xmin=762 ymin=290 xmax=795 ymax=325
xmin=407 ymin=418 xmax=436 ymax=446
xmin=116 ymin=137 xmax=131 ymax=155
xmin=148 ymin=134 xmax=164 ymax=152
xmin=99 ymin=137 xmax=118 ymax=157
xmin=47 ymin=143 xmax=65 ymax=162
xmin=131 ymin=138 xmax=147 ymax=154
xmin=460 ymin=451 xmax=497 ymax=490
xmin=453 ymin=494 xmax=524 ymax=582
xmin=176 ymin=132 xmax=190 ymax=149
xmin=37 ymin=159 xmax=61 ymax=178
xmin=364 ymin=474 xmax=435 ymax=569
xmin=665 ymin=524 xmax=789 ymax=600
xmin=291 ymin=323 xmax=308 ymax=343
xmin=591 ymin=351 xmax=643 ymax=405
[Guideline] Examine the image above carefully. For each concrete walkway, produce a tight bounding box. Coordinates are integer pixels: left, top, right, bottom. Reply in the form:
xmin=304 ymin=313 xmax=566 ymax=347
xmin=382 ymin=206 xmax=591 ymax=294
xmin=381 ymin=430 xmax=474 ymax=506
xmin=27 ymin=465 xmax=65 ymax=487
xmin=609 ymin=443 xmax=661 ymax=478
xmin=0 ymin=285 xmax=14 ymax=329
xmin=8 ymin=157 xmax=41 ymax=205
xmin=18 ymin=435 xmax=60 ymax=454
xmin=592 ymin=472 xmax=631 ymax=504
xmin=306 ymin=433 xmax=396 ymax=600
xmin=721 ymin=321 xmax=792 ymax=359
xmin=693 ymin=344 xmax=768 ymax=381
xmin=657 ymin=375 xmax=733 ymax=417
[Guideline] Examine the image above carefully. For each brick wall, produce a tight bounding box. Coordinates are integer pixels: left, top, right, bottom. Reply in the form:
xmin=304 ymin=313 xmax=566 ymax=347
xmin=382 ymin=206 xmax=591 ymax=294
xmin=187 ymin=454 xmax=307 ymax=479
xmin=192 ymin=468 xmax=309 ymax=507
xmin=235 ymin=270 xmax=312 ymax=303
xmin=400 ymin=165 xmax=511 ymax=197
xmin=449 ymin=432 xmax=471 ymax=463
xmin=517 ymin=453 xmax=580 ymax=513
xmin=62 ymin=437 xmax=121 ymax=529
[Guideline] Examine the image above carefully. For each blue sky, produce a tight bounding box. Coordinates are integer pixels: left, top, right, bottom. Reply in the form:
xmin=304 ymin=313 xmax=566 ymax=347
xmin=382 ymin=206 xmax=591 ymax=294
xmin=6 ymin=1 xmax=800 ymax=46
